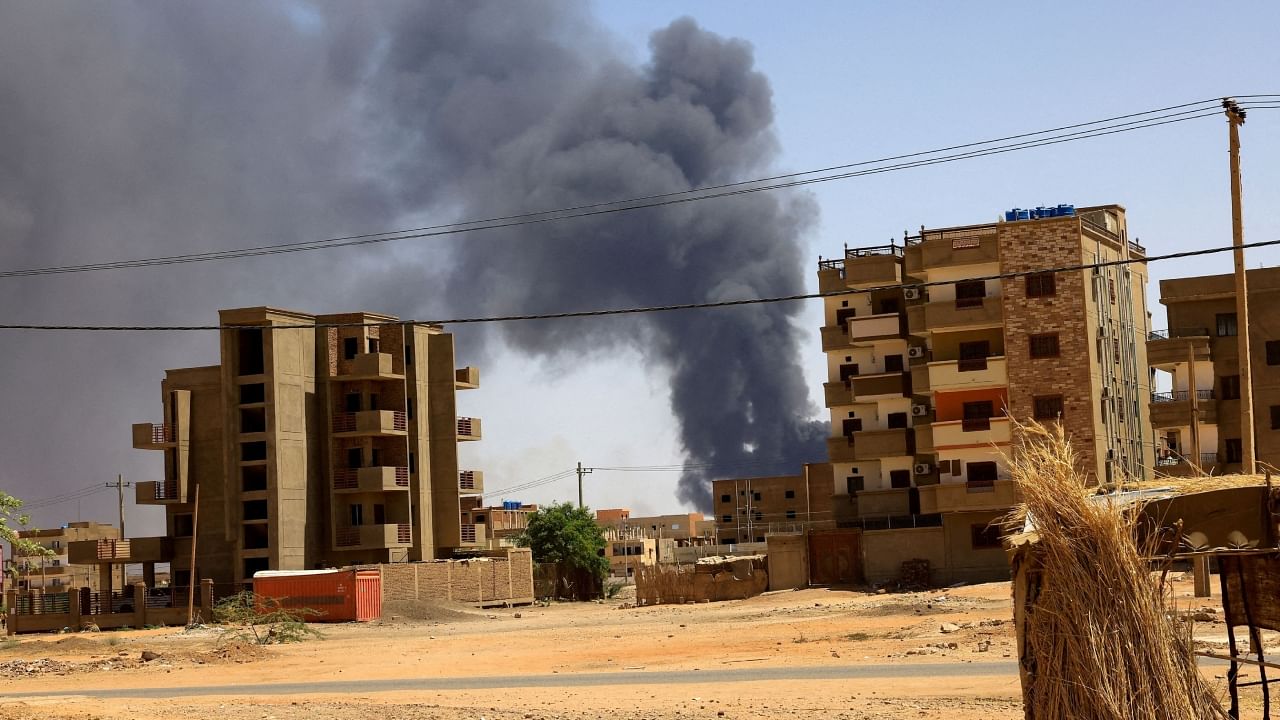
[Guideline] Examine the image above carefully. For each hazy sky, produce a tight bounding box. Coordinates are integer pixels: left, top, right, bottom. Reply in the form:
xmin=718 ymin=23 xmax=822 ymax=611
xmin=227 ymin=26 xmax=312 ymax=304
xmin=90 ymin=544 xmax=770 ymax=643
xmin=2 ymin=1 xmax=1278 ymax=537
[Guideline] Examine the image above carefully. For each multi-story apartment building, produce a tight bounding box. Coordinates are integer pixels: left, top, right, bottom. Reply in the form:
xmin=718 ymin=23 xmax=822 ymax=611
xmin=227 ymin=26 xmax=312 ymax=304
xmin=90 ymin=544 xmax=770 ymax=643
xmin=711 ymin=468 xmax=835 ymax=544
xmin=595 ymin=510 xmax=710 ymax=544
xmin=9 ymin=522 xmax=119 ymax=591
xmin=119 ymin=307 xmax=482 ymax=588
xmin=816 ymin=204 xmax=1153 ymax=583
xmin=459 ymin=498 xmax=539 ymax=548
xmin=1149 ymin=267 xmax=1280 ymax=475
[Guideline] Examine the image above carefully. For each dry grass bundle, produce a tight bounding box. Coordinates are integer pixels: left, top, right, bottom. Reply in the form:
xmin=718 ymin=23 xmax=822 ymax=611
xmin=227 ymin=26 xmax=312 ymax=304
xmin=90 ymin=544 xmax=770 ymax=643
xmin=1130 ymin=473 xmax=1267 ymax=496
xmin=1007 ymin=422 xmax=1227 ymax=719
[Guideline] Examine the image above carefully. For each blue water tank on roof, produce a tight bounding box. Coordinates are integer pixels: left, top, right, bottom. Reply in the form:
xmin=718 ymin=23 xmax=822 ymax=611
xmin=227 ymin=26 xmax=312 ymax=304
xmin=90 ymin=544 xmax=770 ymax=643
xmin=1059 ymin=204 xmax=1075 ymax=216
xmin=1005 ymin=209 xmax=1018 ymax=222
xmin=1017 ymin=209 xmax=1031 ymax=221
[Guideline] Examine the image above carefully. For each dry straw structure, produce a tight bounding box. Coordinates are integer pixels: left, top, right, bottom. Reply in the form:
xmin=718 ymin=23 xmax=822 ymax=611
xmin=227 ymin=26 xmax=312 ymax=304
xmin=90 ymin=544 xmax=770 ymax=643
xmin=1007 ymin=422 xmax=1227 ymax=720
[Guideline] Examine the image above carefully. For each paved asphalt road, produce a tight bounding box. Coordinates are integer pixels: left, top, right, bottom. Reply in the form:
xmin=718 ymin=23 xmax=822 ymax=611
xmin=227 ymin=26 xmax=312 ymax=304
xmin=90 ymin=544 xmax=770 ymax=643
xmin=0 ymin=661 xmax=1021 ymax=699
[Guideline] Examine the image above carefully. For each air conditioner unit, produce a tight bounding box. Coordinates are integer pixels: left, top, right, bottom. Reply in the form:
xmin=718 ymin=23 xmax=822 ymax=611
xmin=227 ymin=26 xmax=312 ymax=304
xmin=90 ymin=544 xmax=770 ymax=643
xmin=914 ymin=463 xmax=933 ymax=475
xmin=904 ymin=288 xmax=922 ymax=300
xmin=911 ymin=404 xmax=930 ymax=417
xmin=907 ymin=346 xmax=926 ymax=359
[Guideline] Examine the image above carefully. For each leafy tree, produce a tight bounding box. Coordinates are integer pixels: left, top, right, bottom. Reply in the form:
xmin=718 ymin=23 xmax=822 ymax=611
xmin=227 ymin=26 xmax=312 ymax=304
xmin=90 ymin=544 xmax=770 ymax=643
xmin=1 ymin=490 xmax=53 ymax=585
xmin=517 ymin=502 xmax=610 ymax=582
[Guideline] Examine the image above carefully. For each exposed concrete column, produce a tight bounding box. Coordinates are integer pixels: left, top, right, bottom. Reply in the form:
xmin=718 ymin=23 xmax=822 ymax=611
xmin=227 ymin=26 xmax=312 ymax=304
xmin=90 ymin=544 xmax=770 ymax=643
xmin=30 ymin=588 xmax=42 ymax=615
xmin=201 ymin=579 xmax=214 ymax=616
xmin=67 ymin=588 xmax=81 ymax=630
xmin=143 ymin=563 xmax=156 ymax=589
xmin=4 ymin=589 xmax=16 ymax=635
xmin=133 ymin=583 xmax=147 ymax=628
xmin=99 ymin=564 xmax=113 ymax=597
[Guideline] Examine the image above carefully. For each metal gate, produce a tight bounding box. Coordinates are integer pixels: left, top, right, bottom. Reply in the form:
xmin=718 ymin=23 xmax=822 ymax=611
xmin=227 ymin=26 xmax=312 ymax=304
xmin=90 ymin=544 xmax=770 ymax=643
xmin=808 ymin=529 xmax=863 ymax=585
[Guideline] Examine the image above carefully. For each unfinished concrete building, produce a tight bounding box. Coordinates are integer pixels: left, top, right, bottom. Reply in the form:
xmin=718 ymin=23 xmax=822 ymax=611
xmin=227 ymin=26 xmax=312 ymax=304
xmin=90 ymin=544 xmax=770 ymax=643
xmin=1149 ymin=267 xmax=1280 ymax=475
xmin=120 ymin=307 xmax=483 ymax=588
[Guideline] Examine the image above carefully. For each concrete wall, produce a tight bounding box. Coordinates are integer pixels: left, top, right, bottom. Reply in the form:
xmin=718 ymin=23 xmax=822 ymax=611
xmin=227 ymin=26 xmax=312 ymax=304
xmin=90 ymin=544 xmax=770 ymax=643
xmin=766 ymin=534 xmax=808 ymax=591
xmin=634 ymin=556 xmax=768 ymax=606
xmin=711 ymin=471 xmax=835 ymax=543
xmin=862 ymin=527 xmax=945 ymax=585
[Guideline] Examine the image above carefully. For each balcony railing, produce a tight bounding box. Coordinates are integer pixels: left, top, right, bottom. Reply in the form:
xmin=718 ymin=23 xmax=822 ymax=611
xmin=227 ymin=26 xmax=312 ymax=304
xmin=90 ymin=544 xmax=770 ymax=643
xmin=1148 ymin=328 xmax=1210 ymax=341
xmin=335 ymin=523 xmax=411 ymax=548
xmin=846 ymin=243 xmax=904 ymax=258
xmin=1128 ymin=240 xmax=1146 ymax=255
xmin=1151 ymin=389 xmax=1214 ymax=403
xmin=459 ymin=470 xmax=480 ymax=491
xmin=1156 ymin=452 xmax=1218 ymax=467
xmin=332 ymin=410 xmax=407 ymax=434
xmin=333 ymin=468 xmax=358 ymax=490
xmin=333 ymin=466 xmax=410 ymax=492
xmin=957 ymin=356 xmax=989 ymax=372
xmin=457 ymin=417 xmax=481 ymax=439
xmin=461 ymin=523 xmax=478 ymax=544
xmin=961 ymin=417 xmax=993 ymax=432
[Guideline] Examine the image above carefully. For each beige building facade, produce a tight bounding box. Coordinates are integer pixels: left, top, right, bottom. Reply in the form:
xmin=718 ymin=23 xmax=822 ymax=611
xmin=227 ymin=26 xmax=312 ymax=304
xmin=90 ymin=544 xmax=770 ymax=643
xmin=814 ymin=205 xmax=1152 ymax=583
xmin=711 ymin=468 xmax=835 ymax=545
xmin=1149 ymin=267 xmax=1280 ymax=475
xmin=9 ymin=522 xmax=120 ymax=591
xmin=128 ymin=307 xmax=483 ymax=587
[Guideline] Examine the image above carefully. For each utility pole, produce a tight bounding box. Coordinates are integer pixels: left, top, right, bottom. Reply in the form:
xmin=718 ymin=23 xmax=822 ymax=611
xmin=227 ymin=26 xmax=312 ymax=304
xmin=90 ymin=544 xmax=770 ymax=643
xmin=575 ymin=462 xmax=592 ymax=509
xmin=1225 ymin=98 xmax=1256 ymax=474
xmin=106 ymin=475 xmax=133 ymax=589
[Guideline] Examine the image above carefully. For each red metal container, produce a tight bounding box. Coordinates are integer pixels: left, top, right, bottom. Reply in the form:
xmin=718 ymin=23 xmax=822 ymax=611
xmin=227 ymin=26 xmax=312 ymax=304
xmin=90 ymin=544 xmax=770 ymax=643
xmin=252 ymin=569 xmax=381 ymax=622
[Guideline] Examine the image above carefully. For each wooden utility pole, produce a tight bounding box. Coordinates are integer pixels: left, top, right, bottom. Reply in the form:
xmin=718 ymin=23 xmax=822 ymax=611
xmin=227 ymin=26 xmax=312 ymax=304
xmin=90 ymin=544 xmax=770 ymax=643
xmin=1225 ymin=98 xmax=1256 ymax=474
xmin=1188 ymin=344 xmax=1202 ymax=471
xmin=575 ymin=462 xmax=592 ymax=509
xmin=108 ymin=474 xmax=132 ymax=588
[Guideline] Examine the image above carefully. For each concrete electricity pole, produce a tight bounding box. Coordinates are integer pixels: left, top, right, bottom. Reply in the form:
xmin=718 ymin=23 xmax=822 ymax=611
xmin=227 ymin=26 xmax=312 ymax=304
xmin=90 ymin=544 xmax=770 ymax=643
xmin=1225 ymin=97 xmax=1256 ymax=474
xmin=576 ymin=462 xmax=592 ymax=509
xmin=107 ymin=474 xmax=133 ymax=588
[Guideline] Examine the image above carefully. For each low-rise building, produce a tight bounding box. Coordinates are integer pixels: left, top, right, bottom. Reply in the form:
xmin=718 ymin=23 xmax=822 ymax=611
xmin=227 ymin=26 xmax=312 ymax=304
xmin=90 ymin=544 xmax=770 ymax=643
xmin=596 ymin=510 xmax=709 ymax=545
xmin=460 ymin=498 xmax=538 ymax=548
xmin=710 ymin=468 xmax=835 ymax=545
xmin=9 ymin=522 xmax=120 ymax=591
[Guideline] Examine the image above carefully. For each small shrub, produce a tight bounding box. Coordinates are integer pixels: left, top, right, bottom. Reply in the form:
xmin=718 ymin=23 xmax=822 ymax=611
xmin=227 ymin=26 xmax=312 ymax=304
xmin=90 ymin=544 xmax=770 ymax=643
xmin=213 ymin=591 xmax=323 ymax=645
xmin=844 ymin=632 xmax=872 ymax=642
xmin=604 ymin=581 xmax=626 ymax=599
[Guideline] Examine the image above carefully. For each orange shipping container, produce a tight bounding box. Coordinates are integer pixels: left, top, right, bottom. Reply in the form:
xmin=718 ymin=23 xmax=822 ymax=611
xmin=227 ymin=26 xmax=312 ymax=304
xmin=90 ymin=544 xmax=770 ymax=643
xmin=252 ymin=569 xmax=381 ymax=622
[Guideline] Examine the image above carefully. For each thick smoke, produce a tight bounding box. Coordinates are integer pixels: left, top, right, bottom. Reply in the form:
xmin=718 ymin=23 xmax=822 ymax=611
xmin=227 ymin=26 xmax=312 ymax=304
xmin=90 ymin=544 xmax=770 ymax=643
xmin=0 ymin=1 xmax=823 ymax=518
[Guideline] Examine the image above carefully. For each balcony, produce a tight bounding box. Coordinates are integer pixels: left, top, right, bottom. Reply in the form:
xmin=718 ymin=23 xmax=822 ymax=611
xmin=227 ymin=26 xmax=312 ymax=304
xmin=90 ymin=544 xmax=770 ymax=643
xmin=459 ymin=470 xmax=484 ymax=495
xmin=1146 ymin=330 xmax=1211 ymax=367
xmin=856 ymin=488 xmax=911 ymax=519
xmin=927 ymin=356 xmax=1007 ymax=392
xmin=455 ymin=366 xmax=480 ymax=390
xmin=920 ymin=298 xmax=1003 ymax=331
xmin=847 ymin=313 xmax=903 ymax=342
xmin=336 ymin=352 xmax=404 ymax=381
xmin=332 ymin=410 xmax=408 ymax=437
xmin=817 ymin=262 xmax=846 ymax=294
xmin=932 ymin=417 xmax=1011 ymax=449
xmin=853 ymin=428 xmax=914 ymax=461
xmin=1155 ymin=452 xmax=1219 ymax=477
xmin=459 ymin=522 xmax=488 ymax=546
xmin=918 ymin=479 xmax=1019 ymax=515
xmin=332 ymin=466 xmax=410 ymax=493
xmin=906 ymin=227 xmax=999 ymax=270
xmin=826 ymin=436 xmax=856 ymax=464
xmin=334 ymin=523 xmax=412 ymax=550
xmin=824 ymin=381 xmax=854 ymax=407
xmin=132 ymin=423 xmax=174 ymax=450
xmin=457 ymin=416 xmax=482 ymax=441
xmin=820 ymin=324 xmax=852 ymax=352
xmin=914 ymin=423 xmax=934 ymax=454
xmin=135 ymin=480 xmax=185 ymax=505
xmin=851 ymin=372 xmax=907 ymax=399
xmin=68 ymin=537 xmax=173 ymax=565
xmin=1150 ymin=390 xmax=1218 ymax=428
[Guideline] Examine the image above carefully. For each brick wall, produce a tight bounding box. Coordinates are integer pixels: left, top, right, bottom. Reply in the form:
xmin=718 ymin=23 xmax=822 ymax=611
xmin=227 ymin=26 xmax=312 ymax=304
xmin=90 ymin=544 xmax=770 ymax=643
xmin=999 ymin=218 xmax=1098 ymax=478
xmin=376 ymin=549 xmax=534 ymax=606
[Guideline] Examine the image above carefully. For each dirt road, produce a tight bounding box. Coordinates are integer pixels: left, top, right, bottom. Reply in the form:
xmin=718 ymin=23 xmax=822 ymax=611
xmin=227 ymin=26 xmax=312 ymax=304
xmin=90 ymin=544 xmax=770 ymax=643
xmin=0 ymin=578 xmax=1256 ymax=719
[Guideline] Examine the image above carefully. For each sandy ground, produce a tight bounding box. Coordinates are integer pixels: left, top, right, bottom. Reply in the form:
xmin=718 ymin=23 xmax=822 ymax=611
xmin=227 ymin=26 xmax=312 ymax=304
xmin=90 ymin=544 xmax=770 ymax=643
xmin=0 ymin=575 xmax=1270 ymax=719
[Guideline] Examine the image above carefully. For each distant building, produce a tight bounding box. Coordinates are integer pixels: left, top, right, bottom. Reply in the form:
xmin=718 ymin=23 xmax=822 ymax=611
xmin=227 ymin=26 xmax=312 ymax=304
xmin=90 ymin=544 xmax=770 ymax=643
xmin=602 ymin=537 xmax=675 ymax=579
xmin=1148 ymin=267 xmax=1280 ymax=474
xmin=80 ymin=307 xmax=483 ymax=593
xmin=595 ymin=510 xmax=709 ymax=544
xmin=710 ymin=470 xmax=834 ymax=545
xmin=9 ymin=522 xmax=119 ymax=592
xmin=460 ymin=498 xmax=539 ymax=548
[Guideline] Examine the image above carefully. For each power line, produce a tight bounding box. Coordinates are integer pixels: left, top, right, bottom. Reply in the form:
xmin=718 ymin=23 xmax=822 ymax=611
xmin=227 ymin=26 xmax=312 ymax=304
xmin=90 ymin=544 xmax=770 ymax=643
xmin=5 ymin=236 xmax=1280 ymax=332
xmin=3 ymin=97 xmax=1273 ymax=280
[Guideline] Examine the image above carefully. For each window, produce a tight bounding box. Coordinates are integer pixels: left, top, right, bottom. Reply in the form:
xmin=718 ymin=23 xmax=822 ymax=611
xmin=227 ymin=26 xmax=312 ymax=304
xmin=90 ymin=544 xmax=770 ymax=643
xmin=240 ymin=407 xmax=266 ymax=434
xmin=971 ymin=524 xmax=1003 ymax=550
xmin=884 ymin=354 xmax=904 ymax=372
xmin=1268 ymin=341 xmax=1280 ymax=366
xmin=408 ymin=452 xmax=416 ymax=474
xmin=879 ymin=298 xmax=900 ymax=314
xmin=1221 ymin=375 xmax=1241 ymax=400
xmin=240 ymin=441 xmax=267 ymax=462
xmin=1225 ymin=439 xmax=1243 ymax=463
xmin=1029 ymin=333 xmax=1060 ymax=359
xmin=955 ymin=281 xmax=986 ymax=308
xmin=967 ymin=461 xmax=998 ymax=486
xmin=1271 ymin=405 xmax=1280 ymax=430
xmin=345 ymin=392 xmax=361 ymax=412
xmin=237 ymin=328 xmax=264 ymax=376
xmin=847 ymin=476 xmax=864 ymax=494
xmin=243 ymin=524 xmax=269 ymax=550
xmin=720 ymin=494 xmax=731 ymax=503
xmin=1025 ymin=272 xmax=1056 ymax=298
xmin=244 ymin=557 xmax=270 ymax=579
xmin=347 ymin=447 xmax=363 ymax=469
xmin=1217 ymin=313 xmax=1238 ymax=337
xmin=242 ymin=465 xmax=267 ymax=492
xmin=407 ymin=397 xmax=415 ymax=419
xmin=721 ymin=515 xmax=731 ymax=523
xmin=373 ymin=503 xmax=386 ymax=525
xmin=887 ymin=412 xmax=909 ymax=429
xmin=958 ymin=340 xmax=990 ymax=371
xmin=889 ymin=470 xmax=911 ymax=489
xmin=752 ymin=492 xmax=762 ymax=501
xmin=1034 ymin=395 xmax=1064 ymax=420
xmin=173 ymin=514 xmax=194 ymax=537
xmin=404 ymin=344 xmax=413 ymax=363
xmin=349 ymin=504 xmax=364 ymax=526
xmin=753 ymin=511 xmax=763 ymax=521
xmin=242 ymin=499 xmax=268 ymax=521
xmin=367 ymin=337 xmax=380 ymax=354
xmin=239 ymin=383 xmax=265 ymax=404
xmin=343 ymin=337 xmax=359 ymax=360
xmin=784 ymin=490 xmax=795 ymax=499
xmin=786 ymin=510 xmax=797 ymax=520
xmin=937 ymin=460 xmax=953 ymax=476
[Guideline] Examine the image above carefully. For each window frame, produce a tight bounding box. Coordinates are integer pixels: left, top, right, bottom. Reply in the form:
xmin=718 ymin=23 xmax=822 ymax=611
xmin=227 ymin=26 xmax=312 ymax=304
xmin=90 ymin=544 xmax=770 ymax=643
xmin=1025 ymin=272 xmax=1056 ymax=298
xmin=1033 ymin=394 xmax=1064 ymax=420
xmin=1029 ymin=333 xmax=1061 ymax=359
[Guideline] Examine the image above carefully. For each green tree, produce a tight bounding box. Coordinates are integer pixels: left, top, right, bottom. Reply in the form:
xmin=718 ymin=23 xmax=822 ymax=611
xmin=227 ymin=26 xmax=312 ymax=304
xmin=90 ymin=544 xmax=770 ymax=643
xmin=1 ymin=490 xmax=53 ymax=586
xmin=517 ymin=502 xmax=610 ymax=583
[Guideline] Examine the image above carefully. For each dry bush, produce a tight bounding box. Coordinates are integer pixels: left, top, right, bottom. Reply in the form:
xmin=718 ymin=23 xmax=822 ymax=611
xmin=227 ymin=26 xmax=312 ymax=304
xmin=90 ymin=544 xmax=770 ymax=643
xmin=1006 ymin=422 xmax=1226 ymax=720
